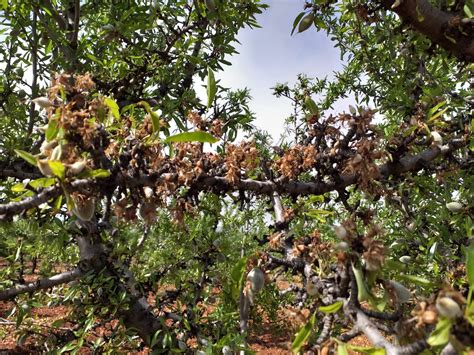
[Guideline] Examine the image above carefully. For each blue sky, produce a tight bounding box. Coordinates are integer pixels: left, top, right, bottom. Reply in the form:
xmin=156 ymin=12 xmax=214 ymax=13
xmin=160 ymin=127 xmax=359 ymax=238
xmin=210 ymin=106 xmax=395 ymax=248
xmin=198 ymin=0 xmax=353 ymax=142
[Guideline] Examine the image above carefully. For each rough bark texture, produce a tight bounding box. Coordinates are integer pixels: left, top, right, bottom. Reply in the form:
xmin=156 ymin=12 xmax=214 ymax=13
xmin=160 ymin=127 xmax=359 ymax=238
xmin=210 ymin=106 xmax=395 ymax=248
xmin=382 ymin=0 xmax=474 ymax=61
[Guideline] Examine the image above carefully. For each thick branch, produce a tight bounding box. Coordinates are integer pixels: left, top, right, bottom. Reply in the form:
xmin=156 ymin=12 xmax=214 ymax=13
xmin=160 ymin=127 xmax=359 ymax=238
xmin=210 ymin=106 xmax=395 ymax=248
xmin=382 ymin=0 xmax=474 ymax=61
xmin=0 ymin=140 xmax=466 ymax=218
xmin=0 ymin=268 xmax=83 ymax=301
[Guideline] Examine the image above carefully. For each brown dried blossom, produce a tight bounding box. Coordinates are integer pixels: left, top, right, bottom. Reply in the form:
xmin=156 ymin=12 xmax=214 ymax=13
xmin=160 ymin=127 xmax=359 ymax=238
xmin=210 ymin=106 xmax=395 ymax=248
xmin=362 ymin=226 xmax=385 ymax=272
xmin=224 ymin=142 xmax=259 ymax=184
xmin=274 ymin=144 xmax=317 ymax=178
xmin=210 ymin=119 xmax=223 ymax=137
xmin=187 ymin=111 xmax=203 ymax=128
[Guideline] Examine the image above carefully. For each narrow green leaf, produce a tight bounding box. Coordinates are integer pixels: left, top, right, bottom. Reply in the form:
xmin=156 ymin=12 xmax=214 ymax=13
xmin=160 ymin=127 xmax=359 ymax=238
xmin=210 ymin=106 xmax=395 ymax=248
xmin=104 ymin=97 xmax=120 ymax=120
xmin=53 ymin=195 xmax=63 ymax=211
xmin=45 ymin=119 xmax=59 ymax=141
xmin=150 ymin=111 xmax=160 ymax=135
xmin=304 ymin=95 xmax=318 ymax=115
xmin=14 ymin=149 xmax=37 ymax=166
xmin=319 ymin=301 xmax=343 ymax=314
xmin=352 ymin=264 xmax=370 ymax=302
xmin=48 ymin=161 xmax=66 ymax=180
xmin=465 ymin=243 xmax=474 ymax=287
xmin=464 ymin=4 xmax=473 ymax=18
xmin=291 ymin=11 xmax=306 ymax=35
xmin=347 ymin=345 xmax=386 ymax=354
xmin=165 ymin=131 xmax=218 ymax=144
xmin=78 ymin=169 xmax=111 ymax=179
xmin=397 ymin=274 xmax=434 ymax=287
xmin=291 ymin=311 xmax=316 ymax=354
xmin=231 ymin=257 xmax=247 ymax=300
xmin=207 ymin=67 xmax=217 ymax=108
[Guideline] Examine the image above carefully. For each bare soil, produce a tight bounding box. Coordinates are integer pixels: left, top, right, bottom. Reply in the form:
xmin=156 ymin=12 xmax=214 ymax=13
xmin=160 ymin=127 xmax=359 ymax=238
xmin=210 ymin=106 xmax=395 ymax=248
xmin=0 ymin=259 xmax=371 ymax=354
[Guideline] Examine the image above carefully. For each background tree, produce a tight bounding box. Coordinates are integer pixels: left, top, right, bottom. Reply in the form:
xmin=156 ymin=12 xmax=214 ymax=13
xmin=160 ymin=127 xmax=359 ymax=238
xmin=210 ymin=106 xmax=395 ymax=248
xmin=0 ymin=0 xmax=473 ymax=353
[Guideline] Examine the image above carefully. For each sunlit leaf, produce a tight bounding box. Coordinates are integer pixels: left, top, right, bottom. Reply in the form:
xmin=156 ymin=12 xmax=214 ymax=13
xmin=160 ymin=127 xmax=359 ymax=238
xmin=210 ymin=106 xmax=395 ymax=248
xmin=319 ymin=301 xmax=343 ymax=314
xmin=29 ymin=177 xmax=56 ymax=190
xmin=11 ymin=183 xmax=26 ymax=192
xmin=104 ymin=97 xmax=120 ymax=120
xmin=78 ymin=169 xmax=111 ymax=179
xmin=207 ymin=67 xmax=217 ymax=108
xmin=45 ymin=119 xmax=59 ymax=141
xmin=427 ymin=318 xmax=451 ymax=347
xmin=291 ymin=311 xmax=316 ymax=354
xmin=48 ymin=161 xmax=66 ymax=180
xmin=14 ymin=149 xmax=37 ymax=166
xmin=165 ymin=131 xmax=218 ymax=144
xmin=465 ymin=243 xmax=474 ymax=287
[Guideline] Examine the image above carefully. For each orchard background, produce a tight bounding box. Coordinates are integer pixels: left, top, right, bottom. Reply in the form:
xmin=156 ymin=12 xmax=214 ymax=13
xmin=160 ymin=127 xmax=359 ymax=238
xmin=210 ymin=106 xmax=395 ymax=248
xmin=0 ymin=0 xmax=473 ymax=354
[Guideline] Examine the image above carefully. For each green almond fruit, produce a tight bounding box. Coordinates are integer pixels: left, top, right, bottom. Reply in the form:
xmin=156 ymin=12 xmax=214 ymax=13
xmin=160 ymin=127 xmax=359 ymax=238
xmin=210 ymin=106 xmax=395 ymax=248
xmin=298 ymin=13 xmax=315 ymax=33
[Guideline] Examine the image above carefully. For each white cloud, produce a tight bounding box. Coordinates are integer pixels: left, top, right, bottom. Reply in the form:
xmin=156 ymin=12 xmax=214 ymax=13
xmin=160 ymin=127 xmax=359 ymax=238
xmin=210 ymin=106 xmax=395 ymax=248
xmin=197 ymin=0 xmax=355 ymax=142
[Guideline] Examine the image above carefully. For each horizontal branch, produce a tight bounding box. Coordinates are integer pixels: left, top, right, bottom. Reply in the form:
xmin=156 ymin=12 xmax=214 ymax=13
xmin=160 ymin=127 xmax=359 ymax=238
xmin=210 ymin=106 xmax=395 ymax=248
xmin=0 ymin=268 xmax=83 ymax=301
xmin=0 ymin=139 xmax=466 ymax=218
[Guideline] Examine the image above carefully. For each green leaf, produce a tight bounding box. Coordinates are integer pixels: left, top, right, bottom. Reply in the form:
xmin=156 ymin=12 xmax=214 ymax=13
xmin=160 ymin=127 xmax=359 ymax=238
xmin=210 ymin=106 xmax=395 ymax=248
xmin=304 ymin=95 xmax=318 ymax=115
xmin=165 ymin=131 xmax=218 ymax=144
xmin=291 ymin=11 xmax=306 ymax=35
xmin=14 ymin=149 xmax=37 ymax=166
xmin=78 ymin=169 xmax=111 ymax=179
xmin=319 ymin=301 xmax=343 ymax=314
xmin=464 ymin=3 xmax=473 ymax=18
xmin=207 ymin=67 xmax=217 ymax=108
xmin=347 ymin=345 xmax=385 ymax=354
xmin=29 ymin=177 xmax=56 ymax=190
xmin=45 ymin=119 xmax=59 ymax=141
xmin=104 ymin=97 xmax=120 ymax=120
xmin=150 ymin=111 xmax=160 ymax=135
xmin=11 ymin=183 xmax=26 ymax=192
xmin=337 ymin=342 xmax=349 ymax=355
xmin=48 ymin=161 xmax=66 ymax=180
xmin=352 ymin=264 xmax=370 ymax=302
xmin=465 ymin=243 xmax=474 ymax=287
xmin=53 ymin=195 xmax=63 ymax=211
xmin=231 ymin=257 xmax=247 ymax=300
xmin=397 ymin=274 xmax=434 ymax=287
xmin=427 ymin=317 xmax=452 ymax=347
xmin=291 ymin=311 xmax=316 ymax=354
